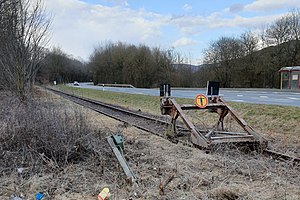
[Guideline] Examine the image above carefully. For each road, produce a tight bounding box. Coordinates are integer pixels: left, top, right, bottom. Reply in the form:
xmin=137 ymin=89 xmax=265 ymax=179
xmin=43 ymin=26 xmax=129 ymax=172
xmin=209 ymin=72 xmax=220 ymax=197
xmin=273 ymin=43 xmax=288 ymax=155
xmin=71 ymin=82 xmax=300 ymax=107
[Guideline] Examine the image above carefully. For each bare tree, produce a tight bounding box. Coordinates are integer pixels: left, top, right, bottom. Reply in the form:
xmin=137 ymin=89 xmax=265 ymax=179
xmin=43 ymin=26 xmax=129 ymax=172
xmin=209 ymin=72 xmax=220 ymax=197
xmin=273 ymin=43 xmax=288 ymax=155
xmin=203 ymin=37 xmax=244 ymax=87
xmin=262 ymin=9 xmax=300 ymax=67
xmin=240 ymin=31 xmax=260 ymax=87
xmin=263 ymin=17 xmax=290 ymax=46
xmin=241 ymin=31 xmax=259 ymax=55
xmin=285 ymin=9 xmax=300 ymax=66
xmin=0 ymin=0 xmax=51 ymax=101
xmin=285 ymin=9 xmax=300 ymax=41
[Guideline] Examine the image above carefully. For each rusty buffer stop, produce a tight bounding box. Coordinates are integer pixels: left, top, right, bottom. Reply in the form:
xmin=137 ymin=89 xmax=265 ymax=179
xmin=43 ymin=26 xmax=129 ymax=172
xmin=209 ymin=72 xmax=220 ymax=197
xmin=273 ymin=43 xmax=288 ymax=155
xmin=160 ymin=82 xmax=267 ymax=149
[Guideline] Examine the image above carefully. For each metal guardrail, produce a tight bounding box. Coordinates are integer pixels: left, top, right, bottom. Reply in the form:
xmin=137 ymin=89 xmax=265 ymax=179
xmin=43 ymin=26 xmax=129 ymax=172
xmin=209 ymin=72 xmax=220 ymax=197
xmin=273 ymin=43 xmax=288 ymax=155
xmin=97 ymin=83 xmax=135 ymax=88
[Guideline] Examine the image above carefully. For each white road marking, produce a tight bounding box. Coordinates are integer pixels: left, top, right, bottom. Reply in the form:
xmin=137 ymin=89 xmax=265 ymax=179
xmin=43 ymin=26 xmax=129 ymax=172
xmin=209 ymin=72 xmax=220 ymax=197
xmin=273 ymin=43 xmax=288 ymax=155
xmin=288 ymin=97 xmax=300 ymax=100
xmin=231 ymin=100 xmax=245 ymax=102
xmin=260 ymin=96 xmax=268 ymax=98
xmin=237 ymin=94 xmax=243 ymax=97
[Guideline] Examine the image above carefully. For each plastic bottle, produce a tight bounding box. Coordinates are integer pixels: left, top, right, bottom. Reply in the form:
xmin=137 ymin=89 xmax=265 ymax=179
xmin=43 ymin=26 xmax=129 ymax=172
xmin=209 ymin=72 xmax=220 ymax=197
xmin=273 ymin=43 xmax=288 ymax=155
xmin=98 ymin=188 xmax=111 ymax=200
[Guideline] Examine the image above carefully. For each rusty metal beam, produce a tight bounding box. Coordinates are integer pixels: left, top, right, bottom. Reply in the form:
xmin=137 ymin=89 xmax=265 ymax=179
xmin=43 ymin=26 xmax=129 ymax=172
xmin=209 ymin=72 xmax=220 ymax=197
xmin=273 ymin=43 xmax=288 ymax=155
xmin=160 ymin=96 xmax=267 ymax=149
xmin=180 ymin=104 xmax=226 ymax=110
xmin=218 ymin=99 xmax=268 ymax=145
xmin=170 ymin=98 xmax=210 ymax=148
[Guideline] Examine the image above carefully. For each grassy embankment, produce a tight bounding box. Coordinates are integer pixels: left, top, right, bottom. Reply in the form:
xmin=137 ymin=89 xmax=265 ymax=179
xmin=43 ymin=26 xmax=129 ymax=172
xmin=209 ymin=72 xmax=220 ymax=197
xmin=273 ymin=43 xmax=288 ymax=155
xmin=57 ymin=85 xmax=300 ymax=150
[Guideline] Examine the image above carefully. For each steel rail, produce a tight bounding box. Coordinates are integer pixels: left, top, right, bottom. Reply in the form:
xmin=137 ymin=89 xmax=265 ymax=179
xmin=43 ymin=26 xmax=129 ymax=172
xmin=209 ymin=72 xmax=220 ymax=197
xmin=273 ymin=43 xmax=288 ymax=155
xmin=46 ymin=87 xmax=178 ymax=140
xmin=46 ymin=87 xmax=300 ymax=165
xmin=50 ymin=88 xmax=168 ymax=124
xmin=263 ymin=149 xmax=300 ymax=164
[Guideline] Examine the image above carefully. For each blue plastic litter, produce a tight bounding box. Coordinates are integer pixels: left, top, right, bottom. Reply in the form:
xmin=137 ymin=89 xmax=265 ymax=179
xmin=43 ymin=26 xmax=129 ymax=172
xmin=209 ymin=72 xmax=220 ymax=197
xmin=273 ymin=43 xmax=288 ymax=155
xmin=35 ymin=193 xmax=44 ymax=200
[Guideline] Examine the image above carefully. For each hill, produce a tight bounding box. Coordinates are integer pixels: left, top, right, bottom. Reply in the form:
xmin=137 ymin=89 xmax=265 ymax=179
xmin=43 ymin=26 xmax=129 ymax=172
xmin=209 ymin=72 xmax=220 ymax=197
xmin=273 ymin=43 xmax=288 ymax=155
xmin=195 ymin=40 xmax=300 ymax=88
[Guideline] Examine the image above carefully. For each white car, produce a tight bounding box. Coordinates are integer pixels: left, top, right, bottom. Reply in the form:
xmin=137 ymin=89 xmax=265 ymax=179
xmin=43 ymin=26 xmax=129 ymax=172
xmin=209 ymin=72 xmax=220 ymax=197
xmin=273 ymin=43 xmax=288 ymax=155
xmin=73 ymin=81 xmax=79 ymax=86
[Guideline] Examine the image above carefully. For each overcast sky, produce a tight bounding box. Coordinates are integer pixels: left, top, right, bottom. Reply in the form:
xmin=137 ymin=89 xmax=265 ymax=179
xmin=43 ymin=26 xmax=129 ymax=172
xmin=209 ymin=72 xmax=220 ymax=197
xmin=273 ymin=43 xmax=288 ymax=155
xmin=44 ymin=0 xmax=300 ymax=64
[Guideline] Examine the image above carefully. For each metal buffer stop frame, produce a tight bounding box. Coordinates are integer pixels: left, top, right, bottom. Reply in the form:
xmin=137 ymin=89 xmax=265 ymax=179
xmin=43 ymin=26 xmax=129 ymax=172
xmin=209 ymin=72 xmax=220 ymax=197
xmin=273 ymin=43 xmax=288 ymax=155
xmin=160 ymin=82 xmax=268 ymax=149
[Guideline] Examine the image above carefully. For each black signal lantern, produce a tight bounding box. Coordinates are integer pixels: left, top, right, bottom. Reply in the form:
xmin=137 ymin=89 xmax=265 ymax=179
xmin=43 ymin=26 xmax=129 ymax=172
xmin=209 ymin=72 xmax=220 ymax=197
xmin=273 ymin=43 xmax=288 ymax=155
xmin=160 ymin=83 xmax=171 ymax=97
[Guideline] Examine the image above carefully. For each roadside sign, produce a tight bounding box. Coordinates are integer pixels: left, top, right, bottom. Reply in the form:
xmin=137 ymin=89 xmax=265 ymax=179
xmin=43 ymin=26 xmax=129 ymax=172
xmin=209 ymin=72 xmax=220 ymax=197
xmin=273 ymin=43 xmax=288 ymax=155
xmin=207 ymin=81 xmax=220 ymax=96
xmin=195 ymin=94 xmax=208 ymax=108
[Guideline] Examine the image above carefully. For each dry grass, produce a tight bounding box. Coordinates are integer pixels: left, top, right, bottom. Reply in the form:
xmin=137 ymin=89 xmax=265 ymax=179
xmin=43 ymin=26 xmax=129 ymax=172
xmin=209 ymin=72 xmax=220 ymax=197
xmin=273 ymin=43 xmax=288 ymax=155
xmin=0 ymin=89 xmax=127 ymax=199
xmin=122 ymin=126 xmax=300 ymax=199
xmin=1 ymin=87 xmax=299 ymax=199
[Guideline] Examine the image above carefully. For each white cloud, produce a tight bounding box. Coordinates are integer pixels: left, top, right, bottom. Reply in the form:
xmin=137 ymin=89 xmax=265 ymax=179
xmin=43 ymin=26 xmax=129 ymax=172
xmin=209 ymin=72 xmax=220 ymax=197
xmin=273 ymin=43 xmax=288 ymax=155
xmin=226 ymin=4 xmax=245 ymax=13
xmin=104 ymin=0 xmax=129 ymax=7
xmin=168 ymin=11 xmax=284 ymax=35
xmin=224 ymin=0 xmax=300 ymax=15
xmin=44 ymin=0 xmax=167 ymax=59
xmin=169 ymin=15 xmax=208 ymax=35
xmin=183 ymin=4 xmax=192 ymax=12
xmin=245 ymin=0 xmax=300 ymax=12
xmin=210 ymin=14 xmax=284 ymax=29
xmin=172 ymin=37 xmax=197 ymax=48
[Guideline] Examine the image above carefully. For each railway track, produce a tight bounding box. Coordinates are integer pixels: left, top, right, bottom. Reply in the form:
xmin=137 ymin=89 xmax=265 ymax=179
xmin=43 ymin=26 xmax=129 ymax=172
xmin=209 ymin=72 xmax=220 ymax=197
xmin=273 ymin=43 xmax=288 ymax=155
xmin=47 ymin=87 xmax=300 ymax=165
xmin=46 ymin=87 xmax=181 ymax=139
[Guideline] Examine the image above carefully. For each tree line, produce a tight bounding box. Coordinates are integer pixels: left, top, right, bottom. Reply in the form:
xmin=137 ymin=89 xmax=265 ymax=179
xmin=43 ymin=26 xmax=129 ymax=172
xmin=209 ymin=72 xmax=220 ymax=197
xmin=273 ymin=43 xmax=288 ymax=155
xmin=88 ymin=42 xmax=174 ymax=87
xmin=37 ymin=47 xmax=90 ymax=84
xmin=39 ymin=42 xmax=195 ymax=88
xmin=1 ymin=0 xmax=299 ymax=98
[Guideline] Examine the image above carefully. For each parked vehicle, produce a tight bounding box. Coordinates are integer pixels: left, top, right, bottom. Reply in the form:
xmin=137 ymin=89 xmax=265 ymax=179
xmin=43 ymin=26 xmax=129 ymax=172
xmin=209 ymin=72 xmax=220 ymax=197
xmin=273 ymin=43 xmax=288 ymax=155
xmin=73 ymin=81 xmax=79 ymax=86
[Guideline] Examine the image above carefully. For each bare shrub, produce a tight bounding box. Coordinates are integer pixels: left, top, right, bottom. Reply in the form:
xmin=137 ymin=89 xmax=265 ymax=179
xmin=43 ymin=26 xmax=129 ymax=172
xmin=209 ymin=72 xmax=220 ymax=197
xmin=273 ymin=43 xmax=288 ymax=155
xmin=0 ymin=0 xmax=51 ymax=101
xmin=0 ymin=91 xmax=136 ymax=198
xmin=0 ymin=95 xmax=113 ymax=174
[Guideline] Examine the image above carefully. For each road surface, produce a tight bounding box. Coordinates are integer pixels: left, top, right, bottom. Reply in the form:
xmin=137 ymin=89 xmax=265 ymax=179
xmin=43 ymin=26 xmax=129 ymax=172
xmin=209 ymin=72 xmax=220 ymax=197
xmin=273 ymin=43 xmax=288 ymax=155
xmin=70 ymin=83 xmax=300 ymax=107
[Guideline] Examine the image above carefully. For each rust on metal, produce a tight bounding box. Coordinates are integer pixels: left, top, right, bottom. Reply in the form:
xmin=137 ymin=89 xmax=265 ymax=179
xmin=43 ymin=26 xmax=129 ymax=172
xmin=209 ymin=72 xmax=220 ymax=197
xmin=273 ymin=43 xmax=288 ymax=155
xmin=160 ymin=86 xmax=268 ymax=149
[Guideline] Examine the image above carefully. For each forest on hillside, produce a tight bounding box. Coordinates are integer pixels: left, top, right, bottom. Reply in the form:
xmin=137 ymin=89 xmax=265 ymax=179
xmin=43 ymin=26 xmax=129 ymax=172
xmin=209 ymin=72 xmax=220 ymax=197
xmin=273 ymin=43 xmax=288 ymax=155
xmin=200 ymin=9 xmax=300 ymax=88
